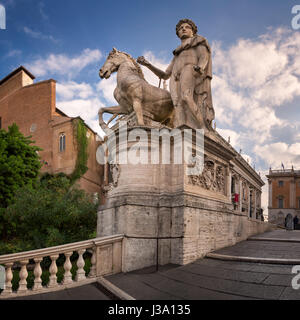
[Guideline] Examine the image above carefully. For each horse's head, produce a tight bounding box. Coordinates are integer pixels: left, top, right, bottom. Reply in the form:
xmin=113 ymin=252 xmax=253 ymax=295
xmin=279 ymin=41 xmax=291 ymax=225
xmin=99 ymin=48 xmax=124 ymax=79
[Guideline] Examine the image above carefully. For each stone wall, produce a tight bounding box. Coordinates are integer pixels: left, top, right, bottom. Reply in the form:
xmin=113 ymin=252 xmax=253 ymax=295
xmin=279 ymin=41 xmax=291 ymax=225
xmin=98 ymin=191 xmax=273 ymax=272
xmin=97 ymin=126 xmax=271 ymax=272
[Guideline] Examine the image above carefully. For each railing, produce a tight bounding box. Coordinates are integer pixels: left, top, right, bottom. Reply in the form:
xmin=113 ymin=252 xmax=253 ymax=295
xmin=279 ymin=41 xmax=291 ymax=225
xmin=270 ymin=169 xmax=300 ymax=174
xmin=0 ymin=234 xmax=124 ymax=299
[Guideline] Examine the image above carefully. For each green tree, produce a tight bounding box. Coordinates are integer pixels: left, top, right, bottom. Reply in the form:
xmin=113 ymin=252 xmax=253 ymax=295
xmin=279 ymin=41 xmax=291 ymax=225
xmin=0 ymin=123 xmax=41 ymax=208
xmin=1 ymin=174 xmax=98 ymax=254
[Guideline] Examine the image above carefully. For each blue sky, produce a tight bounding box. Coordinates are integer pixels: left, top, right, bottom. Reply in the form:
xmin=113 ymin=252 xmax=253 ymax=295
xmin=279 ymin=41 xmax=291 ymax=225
xmin=1 ymin=0 xmax=300 ymax=210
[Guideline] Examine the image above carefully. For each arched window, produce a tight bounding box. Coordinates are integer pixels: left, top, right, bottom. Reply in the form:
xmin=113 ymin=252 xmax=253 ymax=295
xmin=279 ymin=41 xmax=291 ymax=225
xmin=59 ymin=133 xmax=66 ymax=152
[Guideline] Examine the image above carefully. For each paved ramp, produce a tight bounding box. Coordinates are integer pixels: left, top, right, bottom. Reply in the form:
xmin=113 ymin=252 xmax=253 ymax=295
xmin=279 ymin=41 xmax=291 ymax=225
xmin=207 ymin=230 xmax=300 ymax=263
xmin=106 ymin=230 xmax=300 ymax=300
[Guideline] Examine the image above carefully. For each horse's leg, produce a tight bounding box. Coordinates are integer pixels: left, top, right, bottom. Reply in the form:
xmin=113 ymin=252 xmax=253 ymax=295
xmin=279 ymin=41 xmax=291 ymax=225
xmin=132 ymin=98 xmax=144 ymax=125
xmin=130 ymin=85 xmax=144 ymax=125
xmin=98 ymin=106 xmax=125 ymax=134
xmin=98 ymin=106 xmax=123 ymax=115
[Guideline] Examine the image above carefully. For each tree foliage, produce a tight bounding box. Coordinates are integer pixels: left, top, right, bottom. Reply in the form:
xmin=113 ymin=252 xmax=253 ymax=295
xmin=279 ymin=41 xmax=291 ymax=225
xmin=0 ymin=174 xmax=98 ymax=254
xmin=0 ymin=123 xmax=41 ymax=208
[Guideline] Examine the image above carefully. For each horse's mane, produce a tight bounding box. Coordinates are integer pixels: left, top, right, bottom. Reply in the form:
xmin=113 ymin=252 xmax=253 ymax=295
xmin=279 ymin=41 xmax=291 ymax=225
xmin=115 ymin=50 xmax=145 ymax=80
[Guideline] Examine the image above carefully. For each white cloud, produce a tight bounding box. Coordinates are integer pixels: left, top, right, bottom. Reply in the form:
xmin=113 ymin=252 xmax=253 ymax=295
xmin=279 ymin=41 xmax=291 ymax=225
xmin=39 ymin=2 xmax=48 ymax=21
xmin=212 ymin=27 xmax=300 ymax=142
xmin=26 ymin=48 xmax=102 ymax=78
xmin=142 ymin=51 xmax=170 ymax=88
xmin=5 ymin=49 xmax=21 ymax=58
xmin=212 ymin=27 xmax=300 ymax=218
xmin=57 ymin=98 xmax=105 ymax=137
xmin=23 ymin=26 xmax=58 ymax=43
xmin=241 ymin=153 xmax=253 ymax=166
xmin=254 ymin=142 xmax=300 ymax=169
xmin=97 ymin=74 xmax=117 ymax=104
xmin=56 ymin=79 xmax=108 ymax=137
xmin=238 ymin=106 xmax=282 ymax=143
xmin=57 ymin=81 xmax=94 ymax=100
xmin=217 ymin=128 xmax=240 ymax=148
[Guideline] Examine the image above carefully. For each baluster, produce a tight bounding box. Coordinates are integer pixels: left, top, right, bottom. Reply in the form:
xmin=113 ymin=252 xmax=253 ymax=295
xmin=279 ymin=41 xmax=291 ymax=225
xmin=2 ymin=263 xmax=13 ymax=296
xmin=88 ymin=247 xmax=96 ymax=278
xmin=48 ymin=255 xmax=59 ymax=288
xmin=33 ymin=258 xmax=43 ymax=291
xmin=18 ymin=260 xmax=29 ymax=293
xmin=62 ymin=252 xmax=73 ymax=285
xmin=75 ymin=249 xmax=86 ymax=281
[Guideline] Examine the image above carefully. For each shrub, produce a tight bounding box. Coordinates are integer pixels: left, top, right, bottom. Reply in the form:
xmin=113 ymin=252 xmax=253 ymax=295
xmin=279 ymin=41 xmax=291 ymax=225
xmin=1 ymin=174 xmax=98 ymax=254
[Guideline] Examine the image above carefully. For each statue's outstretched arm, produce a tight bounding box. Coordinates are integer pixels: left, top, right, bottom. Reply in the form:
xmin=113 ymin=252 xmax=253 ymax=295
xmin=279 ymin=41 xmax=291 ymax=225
xmin=137 ymin=56 xmax=172 ymax=80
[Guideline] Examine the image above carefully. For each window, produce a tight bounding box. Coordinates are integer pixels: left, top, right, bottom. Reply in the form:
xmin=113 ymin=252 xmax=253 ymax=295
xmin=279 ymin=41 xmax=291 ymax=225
xmin=59 ymin=133 xmax=66 ymax=152
xmin=30 ymin=123 xmax=37 ymax=133
xmin=298 ymin=198 xmax=300 ymax=209
xmin=278 ymin=197 xmax=284 ymax=209
xmin=0 ymin=117 xmax=2 ymax=129
xmin=231 ymin=177 xmax=235 ymax=193
xmin=278 ymin=181 xmax=284 ymax=187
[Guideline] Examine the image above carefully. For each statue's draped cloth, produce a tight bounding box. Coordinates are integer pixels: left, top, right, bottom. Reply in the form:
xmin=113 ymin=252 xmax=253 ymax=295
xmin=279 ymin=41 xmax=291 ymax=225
xmin=170 ymin=35 xmax=214 ymax=126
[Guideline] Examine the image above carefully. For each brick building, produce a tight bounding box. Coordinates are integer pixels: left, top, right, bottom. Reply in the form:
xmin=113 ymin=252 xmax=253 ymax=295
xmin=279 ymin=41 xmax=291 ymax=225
xmin=0 ymin=66 xmax=103 ymax=196
xmin=266 ymin=168 xmax=300 ymax=226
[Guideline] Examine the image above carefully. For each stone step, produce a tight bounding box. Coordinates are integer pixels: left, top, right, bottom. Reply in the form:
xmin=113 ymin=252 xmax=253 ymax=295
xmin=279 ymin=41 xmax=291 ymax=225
xmin=206 ymin=253 xmax=300 ymax=265
xmin=248 ymin=237 xmax=300 ymax=243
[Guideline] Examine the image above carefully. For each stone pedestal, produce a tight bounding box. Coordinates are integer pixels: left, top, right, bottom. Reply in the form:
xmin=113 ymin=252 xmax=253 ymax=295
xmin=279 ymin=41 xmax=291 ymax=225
xmin=97 ymin=124 xmax=270 ymax=272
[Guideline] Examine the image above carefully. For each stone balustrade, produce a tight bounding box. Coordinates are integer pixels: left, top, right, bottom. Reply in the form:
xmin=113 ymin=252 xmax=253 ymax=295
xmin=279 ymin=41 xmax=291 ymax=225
xmin=0 ymin=234 xmax=123 ymax=298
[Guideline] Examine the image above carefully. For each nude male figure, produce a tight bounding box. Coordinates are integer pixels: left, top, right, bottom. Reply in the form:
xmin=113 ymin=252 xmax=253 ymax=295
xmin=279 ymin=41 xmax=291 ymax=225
xmin=137 ymin=19 xmax=214 ymax=129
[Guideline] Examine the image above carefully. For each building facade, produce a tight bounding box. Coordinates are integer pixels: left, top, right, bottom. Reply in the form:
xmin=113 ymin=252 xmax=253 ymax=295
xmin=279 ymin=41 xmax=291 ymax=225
xmin=0 ymin=66 xmax=103 ymax=196
xmin=266 ymin=168 xmax=300 ymax=225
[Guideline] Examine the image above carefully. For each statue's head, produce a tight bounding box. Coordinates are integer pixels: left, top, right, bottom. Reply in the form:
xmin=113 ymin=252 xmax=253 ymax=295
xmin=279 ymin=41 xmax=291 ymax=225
xmin=176 ymin=19 xmax=197 ymax=39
